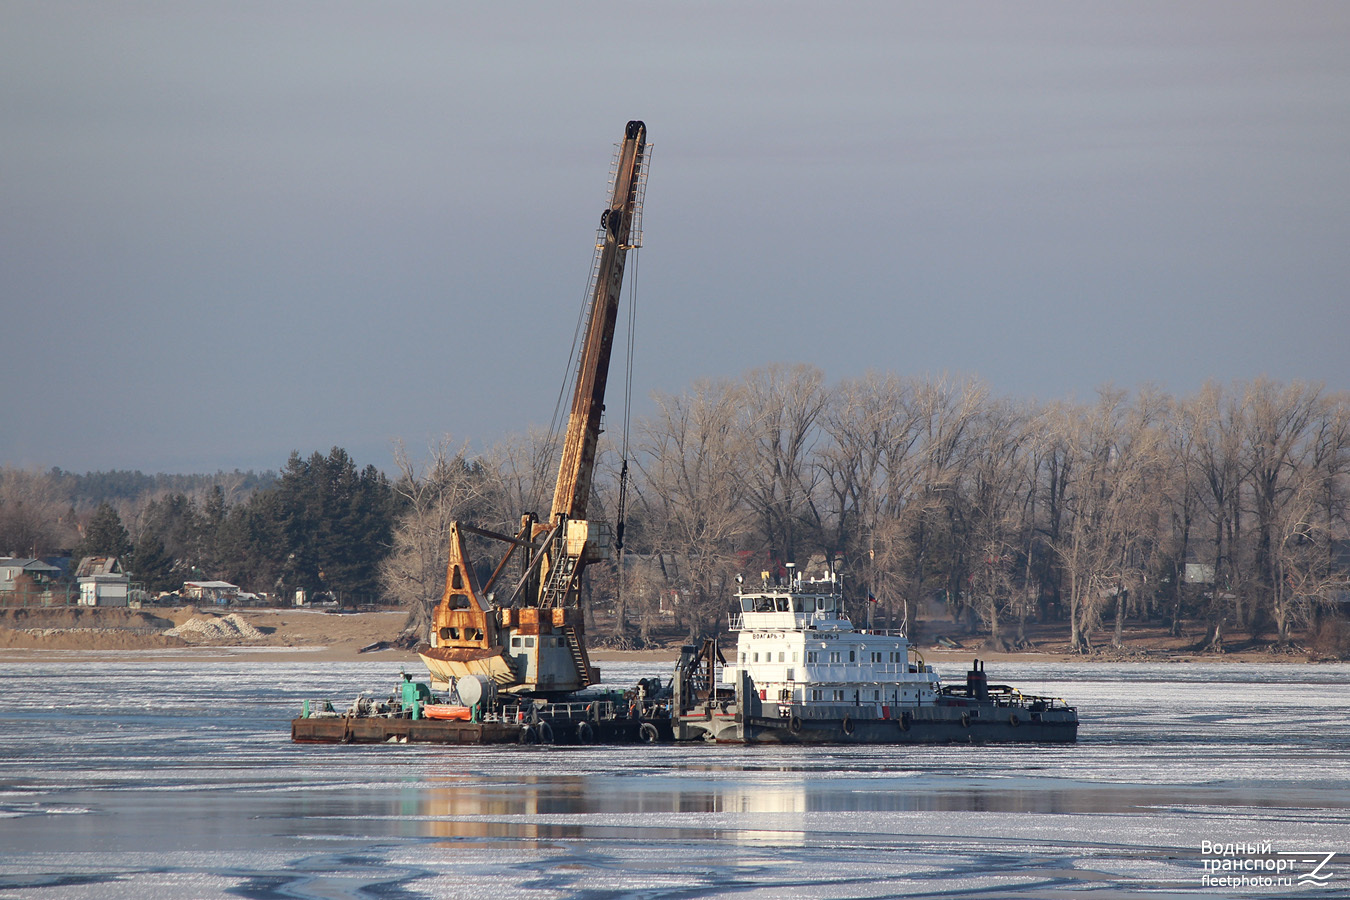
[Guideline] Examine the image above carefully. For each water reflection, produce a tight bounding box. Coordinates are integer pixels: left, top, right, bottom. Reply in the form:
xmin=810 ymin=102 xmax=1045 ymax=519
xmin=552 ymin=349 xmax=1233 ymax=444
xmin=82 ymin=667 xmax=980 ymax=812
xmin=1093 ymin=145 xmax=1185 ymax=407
xmin=404 ymin=764 xmax=1239 ymax=846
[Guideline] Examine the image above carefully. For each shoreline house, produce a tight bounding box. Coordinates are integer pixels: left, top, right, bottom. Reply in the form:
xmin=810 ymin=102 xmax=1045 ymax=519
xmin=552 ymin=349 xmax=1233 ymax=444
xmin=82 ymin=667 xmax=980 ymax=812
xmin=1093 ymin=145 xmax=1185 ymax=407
xmin=75 ymin=556 xmax=130 ymax=607
xmin=0 ymin=558 xmax=64 ymax=607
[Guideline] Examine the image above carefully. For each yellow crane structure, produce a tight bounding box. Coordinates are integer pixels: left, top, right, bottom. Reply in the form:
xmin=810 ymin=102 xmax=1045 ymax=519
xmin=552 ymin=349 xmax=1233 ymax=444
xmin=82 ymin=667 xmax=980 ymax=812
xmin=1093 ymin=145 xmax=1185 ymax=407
xmin=417 ymin=121 xmax=650 ymax=697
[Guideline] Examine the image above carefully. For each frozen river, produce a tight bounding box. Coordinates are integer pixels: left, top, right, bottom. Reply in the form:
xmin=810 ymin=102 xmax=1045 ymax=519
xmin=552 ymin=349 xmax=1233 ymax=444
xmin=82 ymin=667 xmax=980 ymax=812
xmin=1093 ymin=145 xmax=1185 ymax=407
xmin=1 ymin=658 xmax=1347 ymax=899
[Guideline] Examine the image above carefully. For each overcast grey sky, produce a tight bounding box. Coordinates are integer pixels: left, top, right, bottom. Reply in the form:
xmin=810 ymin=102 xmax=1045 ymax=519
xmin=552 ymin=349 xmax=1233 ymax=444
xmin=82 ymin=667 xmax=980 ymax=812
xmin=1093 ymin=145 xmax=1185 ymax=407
xmin=3 ymin=2 xmax=1348 ymax=474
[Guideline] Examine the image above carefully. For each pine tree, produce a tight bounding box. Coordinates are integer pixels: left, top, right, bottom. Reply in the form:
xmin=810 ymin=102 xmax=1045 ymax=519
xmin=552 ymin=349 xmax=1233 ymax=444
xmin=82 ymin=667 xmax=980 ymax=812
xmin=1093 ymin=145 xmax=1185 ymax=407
xmin=76 ymin=502 xmax=131 ymax=561
xmin=128 ymin=534 xmax=175 ymax=591
xmin=255 ymin=448 xmax=394 ymax=601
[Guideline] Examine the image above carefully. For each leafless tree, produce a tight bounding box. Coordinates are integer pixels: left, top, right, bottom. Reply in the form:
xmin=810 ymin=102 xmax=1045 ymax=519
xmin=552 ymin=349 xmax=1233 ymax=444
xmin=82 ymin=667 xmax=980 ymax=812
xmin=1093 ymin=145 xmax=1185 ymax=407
xmin=961 ymin=398 xmax=1034 ymax=649
xmin=477 ymin=426 xmax=559 ymax=534
xmin=0 ymin=467 xmax=71 ymax=558
xmin=632 ymin=379 xmax=754 ymax=641
xmin=1183 ymin=382 xmax=1246 ymax=650
xmin=816 ymin=372 xmax=925 ymax=628
xmin=1052 ymin=388 xmax=1166 ymax=652
xmin=1241 ymin=379 xmax=1326 ymax=642
xmin=379 ymin=437 xmax=488 ymax=640
xmin=1271 ymin=476 xmax=1345 ymax=637
xmin=741 ymin=363 xmax=829 ymax=567
xmin=1159 ymin=395 xmax=1202 ymax=636
xmin=908 ymin=376 xmax=986 ymax=624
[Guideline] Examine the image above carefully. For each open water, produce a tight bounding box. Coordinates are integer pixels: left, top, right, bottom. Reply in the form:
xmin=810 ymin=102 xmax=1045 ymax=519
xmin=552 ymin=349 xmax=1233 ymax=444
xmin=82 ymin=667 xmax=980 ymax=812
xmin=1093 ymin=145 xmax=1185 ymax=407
xmin=0 ymin=657 xmax=1347 ymax=899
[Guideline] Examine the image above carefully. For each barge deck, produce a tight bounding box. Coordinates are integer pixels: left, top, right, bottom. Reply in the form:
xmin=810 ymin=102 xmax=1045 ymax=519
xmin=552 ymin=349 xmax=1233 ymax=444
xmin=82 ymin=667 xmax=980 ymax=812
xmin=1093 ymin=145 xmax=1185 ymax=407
xmin=292 ymin=688 xmax=668 ymax=746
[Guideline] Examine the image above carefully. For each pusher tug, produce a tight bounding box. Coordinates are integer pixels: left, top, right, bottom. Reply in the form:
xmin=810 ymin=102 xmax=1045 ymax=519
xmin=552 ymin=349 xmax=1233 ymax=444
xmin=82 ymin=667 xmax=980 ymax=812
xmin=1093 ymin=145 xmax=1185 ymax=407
xmin=668 ymin=567 xmax=1077 ymax=744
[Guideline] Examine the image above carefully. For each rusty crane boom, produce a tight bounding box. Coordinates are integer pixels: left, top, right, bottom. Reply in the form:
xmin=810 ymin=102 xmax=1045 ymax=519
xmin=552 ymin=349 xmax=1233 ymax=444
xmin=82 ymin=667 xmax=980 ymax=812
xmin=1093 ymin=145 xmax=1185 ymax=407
xmin=418 ymin=121 xmax=649 ymax=697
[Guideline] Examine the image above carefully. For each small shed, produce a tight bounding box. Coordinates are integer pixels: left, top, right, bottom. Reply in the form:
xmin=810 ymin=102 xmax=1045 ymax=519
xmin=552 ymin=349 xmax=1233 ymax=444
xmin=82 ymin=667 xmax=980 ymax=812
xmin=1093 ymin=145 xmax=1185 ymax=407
xmin=76 ymin=556 xmax=129 ymax=607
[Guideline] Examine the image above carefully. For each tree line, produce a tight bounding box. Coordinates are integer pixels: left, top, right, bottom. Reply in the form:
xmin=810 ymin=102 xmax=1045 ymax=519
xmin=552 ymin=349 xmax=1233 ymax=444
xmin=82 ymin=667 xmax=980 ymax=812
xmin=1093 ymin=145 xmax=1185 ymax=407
xmin=5 ymin=370 xmax=1347 ymax=653
xmin=1 ymin=450 xmax=392 ymax=603
xmin=384 ymin=368 xmax=1350 ymax=653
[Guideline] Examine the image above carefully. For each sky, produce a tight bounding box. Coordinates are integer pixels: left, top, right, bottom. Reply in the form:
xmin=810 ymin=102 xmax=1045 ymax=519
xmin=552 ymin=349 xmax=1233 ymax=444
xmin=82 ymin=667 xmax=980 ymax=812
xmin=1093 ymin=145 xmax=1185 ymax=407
xmin=3 ymin=2 xmax=1348 ymax=475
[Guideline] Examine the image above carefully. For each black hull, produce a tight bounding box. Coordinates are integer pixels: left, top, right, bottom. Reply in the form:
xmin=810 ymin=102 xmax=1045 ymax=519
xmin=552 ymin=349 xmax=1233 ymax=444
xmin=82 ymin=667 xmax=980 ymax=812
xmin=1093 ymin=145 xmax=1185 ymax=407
xmin=692 ymin=705 xmax=1078 ymax=745
xmin=291 ymin=714 xmax=645 ymax=745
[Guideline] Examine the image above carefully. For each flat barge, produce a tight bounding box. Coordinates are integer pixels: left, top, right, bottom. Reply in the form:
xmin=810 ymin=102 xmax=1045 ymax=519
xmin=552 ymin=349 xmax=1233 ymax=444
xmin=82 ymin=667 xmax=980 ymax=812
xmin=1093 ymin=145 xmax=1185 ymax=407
xmin=292 ymin=678 xmax=671 ymax=746
xmin=291 ymin=570 xmax=1078 ymax=747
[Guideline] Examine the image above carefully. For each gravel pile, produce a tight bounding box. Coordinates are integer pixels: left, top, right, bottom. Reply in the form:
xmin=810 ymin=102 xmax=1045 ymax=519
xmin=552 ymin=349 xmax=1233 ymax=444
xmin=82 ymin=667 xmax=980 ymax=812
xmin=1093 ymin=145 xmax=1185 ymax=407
xmin=164 ymin=614 xmax=265 ymax=642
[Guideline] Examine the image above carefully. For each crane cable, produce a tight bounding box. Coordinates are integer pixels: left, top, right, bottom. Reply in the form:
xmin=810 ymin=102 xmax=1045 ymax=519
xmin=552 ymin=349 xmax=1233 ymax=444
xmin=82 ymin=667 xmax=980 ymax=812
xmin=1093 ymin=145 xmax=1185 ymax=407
xmin=545 ymin=226 xmax=605 ymax=489
xmin=615 ymin=249 xmax=638 ymax=550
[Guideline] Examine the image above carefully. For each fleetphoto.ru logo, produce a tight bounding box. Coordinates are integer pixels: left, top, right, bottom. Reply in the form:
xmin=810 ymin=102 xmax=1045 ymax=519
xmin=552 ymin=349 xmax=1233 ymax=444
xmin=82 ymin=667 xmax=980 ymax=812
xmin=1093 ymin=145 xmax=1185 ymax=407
xmin=1201 ymin=841 xmax=1338 ymax=890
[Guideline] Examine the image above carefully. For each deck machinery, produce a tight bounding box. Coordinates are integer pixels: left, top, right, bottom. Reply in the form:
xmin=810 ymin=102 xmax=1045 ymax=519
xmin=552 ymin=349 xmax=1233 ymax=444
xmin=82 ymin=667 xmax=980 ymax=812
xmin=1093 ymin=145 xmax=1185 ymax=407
xmin=416 ymin=121 xmax=650 ymax=698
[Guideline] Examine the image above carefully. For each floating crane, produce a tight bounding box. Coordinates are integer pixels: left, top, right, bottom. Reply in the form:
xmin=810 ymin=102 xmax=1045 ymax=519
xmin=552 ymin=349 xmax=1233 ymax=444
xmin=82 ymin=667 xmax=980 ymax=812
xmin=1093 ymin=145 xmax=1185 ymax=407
xmin=295 ymin=122 xmax=1077 ymax=748
xmin=417 ymin=121 xmax=650 ymax=698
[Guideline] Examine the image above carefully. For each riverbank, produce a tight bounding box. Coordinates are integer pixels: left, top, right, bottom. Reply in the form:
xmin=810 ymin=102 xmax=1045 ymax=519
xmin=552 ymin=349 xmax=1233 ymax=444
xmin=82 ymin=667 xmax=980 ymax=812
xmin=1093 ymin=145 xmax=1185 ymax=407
xmin=0 ymin=606 xmax=1338 ymax=665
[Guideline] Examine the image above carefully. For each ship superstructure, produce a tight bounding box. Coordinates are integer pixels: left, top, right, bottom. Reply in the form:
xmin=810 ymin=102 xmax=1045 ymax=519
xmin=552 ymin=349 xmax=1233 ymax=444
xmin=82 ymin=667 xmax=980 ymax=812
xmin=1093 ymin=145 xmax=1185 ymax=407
xmin=724 ymin=569 xmax=940 ymax=710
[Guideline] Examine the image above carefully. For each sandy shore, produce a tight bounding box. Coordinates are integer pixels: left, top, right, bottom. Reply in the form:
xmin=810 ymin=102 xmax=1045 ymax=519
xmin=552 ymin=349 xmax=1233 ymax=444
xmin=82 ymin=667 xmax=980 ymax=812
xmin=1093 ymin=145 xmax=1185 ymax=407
xmin=0 ymin=606 xmax=1329 ymax=666
xmin=0 ymin=607 xmax=686 ymax=666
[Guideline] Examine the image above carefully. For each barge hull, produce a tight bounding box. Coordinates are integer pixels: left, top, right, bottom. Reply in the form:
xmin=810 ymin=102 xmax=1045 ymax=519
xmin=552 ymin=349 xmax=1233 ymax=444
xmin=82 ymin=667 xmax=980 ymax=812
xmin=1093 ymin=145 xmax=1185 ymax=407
xmin=736 ymin=710 xmax=1077 ymax=744
xmin=292 ymin=716 xmax=519 ymax=744
xmin=291 ymin=715 xmax=643 ymax=745
xmin=680 ymin=702 xmax=1078 ymax=745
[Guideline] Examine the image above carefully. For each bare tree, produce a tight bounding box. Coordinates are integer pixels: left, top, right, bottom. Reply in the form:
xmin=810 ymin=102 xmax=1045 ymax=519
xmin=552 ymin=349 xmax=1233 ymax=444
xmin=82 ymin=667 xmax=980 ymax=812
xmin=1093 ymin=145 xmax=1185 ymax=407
xmin=633 ymin=379 xmax=753 ymax=641
xmin=909 ymin=376 xmax=986 ymax=625
xmin=1181 ymin=383 xmax=1247 ymax=650
xmin=1052 ymin=388 xmax=1166 ymax=653
xmin=817 ymin=372 xmax=925 ymax=629
xmin=478 ymin=426 xmax=558 ymax=533
xmin=1271 ymin=476 xmax=1346 ymax=638
xmin=961 ymin=398 xmax=1034 ymax=649
xmin=0 ymin=467 xmax=71 ymax=558
xmin=1159 ymin=394 xmax=1202 ymax=636
xmin=1241 ymin=379 xmax=1325 ymax=642
xmin=379 ymin=438 xmax=488 ymax=641
xmin=741 ymin=363 xmax=828 ymax=566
